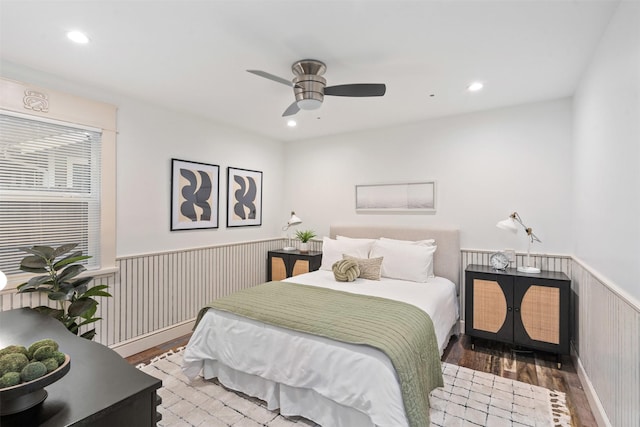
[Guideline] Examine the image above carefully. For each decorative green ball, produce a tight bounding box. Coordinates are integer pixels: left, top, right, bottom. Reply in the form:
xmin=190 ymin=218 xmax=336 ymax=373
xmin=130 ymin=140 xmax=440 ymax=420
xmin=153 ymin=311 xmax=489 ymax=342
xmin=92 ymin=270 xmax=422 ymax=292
xmin=28 ymin=339 xmax=59 ymax=359
xmin=41 ymin=357 xmax=59 ymax=373
xmin=52 ymin=351 xmax=66 ymax=366
xmin=0 ymin=345 xmax=28 ymax=358
xmin=20 ymin=361 xmax=47 ymax=382
xmin=0 ymin=371 xmax=21 ymax=388
xmin=0 ymin=353 xmax=29 ymax=376
xmin=33 ymin=345 xmax=55 ymax=361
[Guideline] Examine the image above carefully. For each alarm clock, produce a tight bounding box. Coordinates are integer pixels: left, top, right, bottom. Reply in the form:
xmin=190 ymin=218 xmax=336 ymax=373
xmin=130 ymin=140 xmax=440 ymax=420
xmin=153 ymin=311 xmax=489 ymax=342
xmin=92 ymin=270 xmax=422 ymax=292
xmin=490 ymin=252 xmax=510 ymax=270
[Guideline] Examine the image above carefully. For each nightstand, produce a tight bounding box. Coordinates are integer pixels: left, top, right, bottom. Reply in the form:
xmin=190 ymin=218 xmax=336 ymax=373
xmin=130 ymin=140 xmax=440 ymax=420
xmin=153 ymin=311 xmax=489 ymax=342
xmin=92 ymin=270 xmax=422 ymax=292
xmin=267 ymin=249 xmax=322 ymax=281
xmin=465 ymin=264 xmax=570 ymax=367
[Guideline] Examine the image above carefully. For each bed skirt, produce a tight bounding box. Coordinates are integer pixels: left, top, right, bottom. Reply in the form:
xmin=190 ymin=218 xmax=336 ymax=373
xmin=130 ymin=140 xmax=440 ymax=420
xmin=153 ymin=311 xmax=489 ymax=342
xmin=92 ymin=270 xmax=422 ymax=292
xmin=204 ymin=359 xmax=375 ymax=427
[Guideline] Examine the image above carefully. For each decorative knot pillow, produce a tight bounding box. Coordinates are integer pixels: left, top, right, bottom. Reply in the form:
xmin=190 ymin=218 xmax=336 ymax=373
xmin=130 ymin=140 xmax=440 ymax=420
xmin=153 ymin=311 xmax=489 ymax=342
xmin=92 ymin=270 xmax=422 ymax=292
xmin=332 ymin=259 xmax=360 ymax=282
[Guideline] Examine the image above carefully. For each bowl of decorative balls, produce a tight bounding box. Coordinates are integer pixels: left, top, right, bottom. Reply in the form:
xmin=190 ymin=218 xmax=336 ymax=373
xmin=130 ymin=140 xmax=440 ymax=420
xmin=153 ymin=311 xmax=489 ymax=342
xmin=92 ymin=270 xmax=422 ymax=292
xmin=0 ymin=339 xmax=70 ymax=415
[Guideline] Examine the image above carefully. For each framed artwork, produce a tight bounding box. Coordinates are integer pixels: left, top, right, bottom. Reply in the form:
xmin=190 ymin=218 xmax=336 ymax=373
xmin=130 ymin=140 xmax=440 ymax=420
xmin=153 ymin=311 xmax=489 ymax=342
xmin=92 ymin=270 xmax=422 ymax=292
xmin=227 ymin=167 xmax=263 ymax=227
xmin=171 ymin=159 xmax=219 ymax=230
xmin=355 ymin=181 xmax=436 ymax=213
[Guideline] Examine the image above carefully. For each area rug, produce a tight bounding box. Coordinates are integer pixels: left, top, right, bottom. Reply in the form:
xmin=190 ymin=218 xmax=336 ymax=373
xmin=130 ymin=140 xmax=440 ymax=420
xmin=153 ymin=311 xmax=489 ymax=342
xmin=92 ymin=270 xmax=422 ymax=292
xmin=137 ymin=348 xmax=571 ymax=427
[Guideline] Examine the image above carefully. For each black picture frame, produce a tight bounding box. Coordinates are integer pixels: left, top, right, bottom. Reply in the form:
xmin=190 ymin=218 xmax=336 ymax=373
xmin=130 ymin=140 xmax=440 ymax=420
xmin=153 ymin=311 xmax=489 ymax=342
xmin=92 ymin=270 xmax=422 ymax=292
xmin=171 ymin=158 xmax=219 ymax=231
xmin=226 ymin=166 xmax=263 ymax=227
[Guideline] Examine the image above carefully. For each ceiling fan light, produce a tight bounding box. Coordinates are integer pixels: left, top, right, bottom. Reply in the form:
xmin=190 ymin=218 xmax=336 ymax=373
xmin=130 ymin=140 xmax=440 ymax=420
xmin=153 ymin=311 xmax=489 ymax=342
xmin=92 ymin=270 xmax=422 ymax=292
xmin=297 ymin=98 xmax=322 ymax=110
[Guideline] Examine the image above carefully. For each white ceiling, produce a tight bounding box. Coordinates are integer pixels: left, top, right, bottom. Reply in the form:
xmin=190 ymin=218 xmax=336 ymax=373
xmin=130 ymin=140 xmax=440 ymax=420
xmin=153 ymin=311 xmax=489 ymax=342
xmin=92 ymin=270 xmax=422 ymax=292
xmin=0 ymin=1 xmax=618 ymax=142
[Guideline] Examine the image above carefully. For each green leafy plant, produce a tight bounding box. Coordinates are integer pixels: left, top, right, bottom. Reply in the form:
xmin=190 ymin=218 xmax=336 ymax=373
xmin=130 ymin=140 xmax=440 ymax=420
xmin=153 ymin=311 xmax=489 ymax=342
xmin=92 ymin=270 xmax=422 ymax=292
xmin=295 ymin=229 xmax=316 ymax=243
xmin=16 ymin=243 xmax=111 ymax=340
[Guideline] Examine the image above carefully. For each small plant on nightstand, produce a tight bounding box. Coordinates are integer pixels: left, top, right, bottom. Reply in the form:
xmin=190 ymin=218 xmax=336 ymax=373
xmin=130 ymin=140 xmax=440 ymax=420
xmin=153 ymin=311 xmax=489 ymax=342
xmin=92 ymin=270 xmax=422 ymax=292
xmin=295 ymin=230 xmax=316 ymax=253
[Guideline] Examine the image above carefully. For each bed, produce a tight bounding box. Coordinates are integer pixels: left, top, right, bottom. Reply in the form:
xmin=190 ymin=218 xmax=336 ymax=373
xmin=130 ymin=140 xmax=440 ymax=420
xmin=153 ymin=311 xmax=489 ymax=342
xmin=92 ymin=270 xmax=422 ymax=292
xmin=182 ymin=225 xmax=460 ymax=427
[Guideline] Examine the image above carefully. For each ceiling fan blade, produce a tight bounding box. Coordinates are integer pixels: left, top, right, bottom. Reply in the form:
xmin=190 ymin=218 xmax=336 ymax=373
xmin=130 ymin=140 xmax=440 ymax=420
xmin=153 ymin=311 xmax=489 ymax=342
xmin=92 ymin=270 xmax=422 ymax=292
xmin=324 ymin=83 xmax=386 ymax=97
xmin=247 ymin=70 xmax=293 ymax=87
xmin=282 ymin=101 xmax=300 ymax=117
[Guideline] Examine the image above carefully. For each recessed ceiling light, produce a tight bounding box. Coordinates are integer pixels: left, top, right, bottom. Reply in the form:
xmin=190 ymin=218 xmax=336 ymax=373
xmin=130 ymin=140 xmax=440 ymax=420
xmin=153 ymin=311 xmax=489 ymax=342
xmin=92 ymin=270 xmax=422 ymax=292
xmin=468 ymin=82 xmax=484 ymax=92
xmin=67 ymin=31 xmax=90 ymax=44
xmin=287 ymin=120 xmax=297 ymax=127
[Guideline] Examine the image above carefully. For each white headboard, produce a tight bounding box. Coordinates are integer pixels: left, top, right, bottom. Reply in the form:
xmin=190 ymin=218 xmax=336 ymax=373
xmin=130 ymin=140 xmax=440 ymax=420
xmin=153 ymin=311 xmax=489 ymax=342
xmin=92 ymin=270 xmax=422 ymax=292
xmin=329 ymin=224 xmax=461 ymax=289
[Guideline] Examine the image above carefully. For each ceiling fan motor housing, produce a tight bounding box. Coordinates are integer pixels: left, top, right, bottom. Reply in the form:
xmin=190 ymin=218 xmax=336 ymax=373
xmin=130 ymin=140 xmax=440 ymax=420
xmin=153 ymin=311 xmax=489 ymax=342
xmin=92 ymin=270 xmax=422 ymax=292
xmin=246 ymin=59 xmax=385 ymax=116
xmin=292 ymin=60 xmax=326 ymax=109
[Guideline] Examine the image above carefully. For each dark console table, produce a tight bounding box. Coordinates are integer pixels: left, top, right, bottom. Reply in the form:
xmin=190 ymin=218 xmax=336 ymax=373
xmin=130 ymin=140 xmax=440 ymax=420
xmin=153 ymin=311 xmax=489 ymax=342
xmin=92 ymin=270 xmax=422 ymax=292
xmin=0 ymin=308 xmax=162 ymax=426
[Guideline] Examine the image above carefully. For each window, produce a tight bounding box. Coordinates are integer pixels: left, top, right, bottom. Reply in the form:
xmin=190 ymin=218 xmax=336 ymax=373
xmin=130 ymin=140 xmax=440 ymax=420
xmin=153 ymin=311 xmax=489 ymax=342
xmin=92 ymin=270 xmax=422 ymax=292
xmin=0 ymin=112 xmax=102 ymax=274
xmin=0 ymin=77 xmax=116 ymax=288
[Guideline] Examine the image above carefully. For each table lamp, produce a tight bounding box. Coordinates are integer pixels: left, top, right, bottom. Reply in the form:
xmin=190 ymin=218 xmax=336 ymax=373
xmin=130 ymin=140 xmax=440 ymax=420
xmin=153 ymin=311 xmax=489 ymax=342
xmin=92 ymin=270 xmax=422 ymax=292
xmin=282 ymin=211 xmax=302 ymax=250
xmin=497 ymin=211 xmax=541 ymax=273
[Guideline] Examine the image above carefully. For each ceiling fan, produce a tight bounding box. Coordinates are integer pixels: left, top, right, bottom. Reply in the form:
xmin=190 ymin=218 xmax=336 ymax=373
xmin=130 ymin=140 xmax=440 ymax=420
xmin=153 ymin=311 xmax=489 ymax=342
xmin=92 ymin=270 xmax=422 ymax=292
xmin=247 ymin=59 xmax=386 ymax=117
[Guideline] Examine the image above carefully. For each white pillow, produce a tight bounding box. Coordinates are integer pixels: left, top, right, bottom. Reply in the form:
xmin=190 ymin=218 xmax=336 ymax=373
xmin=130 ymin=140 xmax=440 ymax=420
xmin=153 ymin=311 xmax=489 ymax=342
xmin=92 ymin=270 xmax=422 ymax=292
xmin=379 ymin=237 xmax=436 ymax=247
xmin=336 ymin=235 xmax=378 ymax=245
xmin=370 ymin=239 xmax=437 ymax=282
xmin=320 ymin=237 xmax=374 ymax=271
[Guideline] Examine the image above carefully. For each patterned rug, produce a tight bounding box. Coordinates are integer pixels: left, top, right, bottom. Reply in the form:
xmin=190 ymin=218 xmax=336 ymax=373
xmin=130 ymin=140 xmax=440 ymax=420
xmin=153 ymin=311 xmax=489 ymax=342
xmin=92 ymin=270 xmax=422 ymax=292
xmin=137 ymin=348 xmax=571 ymax=427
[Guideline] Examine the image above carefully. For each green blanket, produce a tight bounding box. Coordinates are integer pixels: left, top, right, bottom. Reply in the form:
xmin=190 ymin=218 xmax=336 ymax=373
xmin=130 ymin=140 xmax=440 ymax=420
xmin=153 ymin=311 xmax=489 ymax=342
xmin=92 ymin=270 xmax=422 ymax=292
xmin=196 ymin=281 xmax=443 ymax=427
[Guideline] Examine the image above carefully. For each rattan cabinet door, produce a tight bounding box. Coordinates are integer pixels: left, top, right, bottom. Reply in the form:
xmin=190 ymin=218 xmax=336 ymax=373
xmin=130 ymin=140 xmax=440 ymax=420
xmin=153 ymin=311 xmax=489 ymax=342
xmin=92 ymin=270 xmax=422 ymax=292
xmin=465 ymin=270 xmax=514 ymax=344
xmin=269 ymin=254 xmax=288 ymax=281
xmin=513 ymin=277 xmax=570 ymax=355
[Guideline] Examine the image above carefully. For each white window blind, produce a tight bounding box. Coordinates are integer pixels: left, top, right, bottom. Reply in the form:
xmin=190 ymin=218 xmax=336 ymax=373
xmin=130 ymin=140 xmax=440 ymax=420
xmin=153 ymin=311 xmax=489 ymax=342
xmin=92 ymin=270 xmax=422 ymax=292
xmin=0 ymin=112 xmax=102 ymax=275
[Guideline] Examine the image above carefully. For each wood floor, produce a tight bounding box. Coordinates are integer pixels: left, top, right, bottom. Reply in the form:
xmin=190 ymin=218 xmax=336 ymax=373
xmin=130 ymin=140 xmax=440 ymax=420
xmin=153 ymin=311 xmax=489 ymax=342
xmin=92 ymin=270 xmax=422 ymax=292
xmin=126 ymin=333 xmax=597 ymax=427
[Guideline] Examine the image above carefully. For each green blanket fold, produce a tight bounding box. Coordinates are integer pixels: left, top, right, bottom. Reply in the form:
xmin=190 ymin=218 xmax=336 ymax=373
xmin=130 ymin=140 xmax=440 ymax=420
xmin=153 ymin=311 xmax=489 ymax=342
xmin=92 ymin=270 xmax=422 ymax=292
xmin=196 ymin=281 xmax=443 ymax=427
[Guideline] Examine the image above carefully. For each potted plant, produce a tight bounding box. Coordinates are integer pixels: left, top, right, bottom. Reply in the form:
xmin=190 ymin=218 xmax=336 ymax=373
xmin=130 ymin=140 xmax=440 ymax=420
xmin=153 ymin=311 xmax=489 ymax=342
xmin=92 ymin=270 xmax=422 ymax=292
xmin=295 ymin=229 xmax=316 ymax=253
xmin=16 ymin=243 xmax=111 ymax=341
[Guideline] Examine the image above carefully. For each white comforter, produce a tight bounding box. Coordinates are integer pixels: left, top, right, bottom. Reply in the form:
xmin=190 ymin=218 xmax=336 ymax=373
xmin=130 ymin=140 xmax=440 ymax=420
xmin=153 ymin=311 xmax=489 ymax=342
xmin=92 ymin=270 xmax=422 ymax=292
xmin=182 ymin=270 xmax=459 ymax=427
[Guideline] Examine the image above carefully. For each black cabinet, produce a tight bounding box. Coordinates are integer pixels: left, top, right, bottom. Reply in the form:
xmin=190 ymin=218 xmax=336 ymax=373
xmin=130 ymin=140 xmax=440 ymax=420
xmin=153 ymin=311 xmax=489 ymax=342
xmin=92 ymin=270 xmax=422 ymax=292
xmin=465 ymin=265 xmax=570 ymax=366
xmin=0 ymin=308 xmax=161 ymax=426
xmin=268 ymin=249 xmax=322 ymax=281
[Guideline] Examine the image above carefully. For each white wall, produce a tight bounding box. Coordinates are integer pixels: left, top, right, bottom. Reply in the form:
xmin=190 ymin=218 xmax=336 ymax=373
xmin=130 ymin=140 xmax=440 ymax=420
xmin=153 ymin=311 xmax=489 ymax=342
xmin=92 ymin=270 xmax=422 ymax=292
xmin=573 ymin=1 xmax=640 ymax=302
xmin=284 ymin=98 xmax=573 ymax=255
xmin=116 ymin=100 xmax=285 ymax=256
xmin=0 ymin=61 xmax=286 ymax=257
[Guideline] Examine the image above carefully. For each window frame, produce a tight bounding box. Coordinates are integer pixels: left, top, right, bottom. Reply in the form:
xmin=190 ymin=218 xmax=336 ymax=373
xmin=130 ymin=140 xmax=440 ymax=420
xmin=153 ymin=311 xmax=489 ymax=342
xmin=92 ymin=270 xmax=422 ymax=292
xmin=0 ymin=77 xmax=117 ymax=291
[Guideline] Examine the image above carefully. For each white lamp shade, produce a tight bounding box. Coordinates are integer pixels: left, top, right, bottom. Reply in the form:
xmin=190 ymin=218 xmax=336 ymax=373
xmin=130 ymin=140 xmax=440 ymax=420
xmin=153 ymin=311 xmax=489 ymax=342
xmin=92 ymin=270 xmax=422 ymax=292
xmin=287 ymin=213 xmax=302 ymax=227
xmin=496 ymin=217 xmax=518 ymax=233
xmin=0 ymin=270 xmax=7 ymax=291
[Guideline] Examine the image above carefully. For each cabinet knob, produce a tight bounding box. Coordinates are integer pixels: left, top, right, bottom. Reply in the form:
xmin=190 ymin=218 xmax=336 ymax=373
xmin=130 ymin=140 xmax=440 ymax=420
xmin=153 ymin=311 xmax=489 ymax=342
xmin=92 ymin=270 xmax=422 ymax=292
xmin=508 ymin=307 xmax=512 ymax=312
xmin=515 ymin=307 xmax=520 ymax=312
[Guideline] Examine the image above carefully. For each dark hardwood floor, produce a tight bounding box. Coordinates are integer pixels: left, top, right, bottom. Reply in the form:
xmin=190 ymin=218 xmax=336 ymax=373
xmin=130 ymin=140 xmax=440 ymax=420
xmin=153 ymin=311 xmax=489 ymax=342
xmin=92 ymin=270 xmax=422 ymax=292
xmin=126 ymin=333 xmax=597 ymax=426
xmin=125 ymin=334 xmax=191 ymax=366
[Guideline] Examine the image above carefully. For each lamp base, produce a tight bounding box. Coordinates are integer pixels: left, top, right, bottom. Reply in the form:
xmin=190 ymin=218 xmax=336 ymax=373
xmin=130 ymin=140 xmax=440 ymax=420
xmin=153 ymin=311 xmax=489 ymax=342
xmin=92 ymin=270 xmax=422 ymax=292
xmin=282 ymin=246 xmax=296 ymax=251
xmin=517 ymin=266 xmax=541 ymax=274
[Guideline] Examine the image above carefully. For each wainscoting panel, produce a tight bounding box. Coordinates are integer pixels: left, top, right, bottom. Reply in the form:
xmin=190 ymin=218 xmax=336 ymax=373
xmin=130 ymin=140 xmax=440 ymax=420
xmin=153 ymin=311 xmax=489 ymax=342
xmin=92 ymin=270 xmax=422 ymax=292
xmin=571 ymin=259 xmax=640 ymax=427
xmin=0 ymin=239 xmax=287 ymax=348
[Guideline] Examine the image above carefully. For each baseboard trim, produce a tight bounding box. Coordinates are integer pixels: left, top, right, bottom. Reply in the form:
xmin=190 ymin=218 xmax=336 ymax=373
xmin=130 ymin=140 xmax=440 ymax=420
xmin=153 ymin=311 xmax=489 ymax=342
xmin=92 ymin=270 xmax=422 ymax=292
xmin=109 ymin=318 xmax=195 ymax=358
xmin=571 ymin=344 xmax=611 ymax=427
